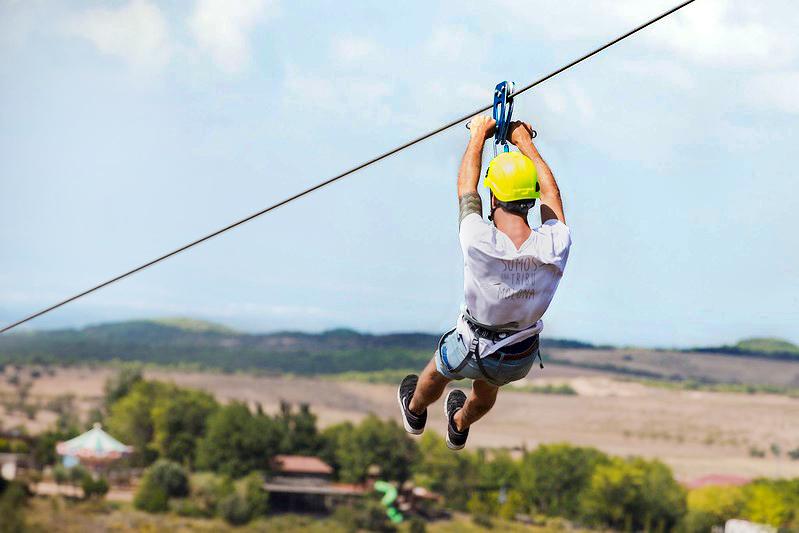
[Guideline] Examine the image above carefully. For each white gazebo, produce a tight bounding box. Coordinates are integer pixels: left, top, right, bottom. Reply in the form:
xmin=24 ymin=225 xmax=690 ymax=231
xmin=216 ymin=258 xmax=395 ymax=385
xmin=56 ymin=423 xmax=132 ymax=469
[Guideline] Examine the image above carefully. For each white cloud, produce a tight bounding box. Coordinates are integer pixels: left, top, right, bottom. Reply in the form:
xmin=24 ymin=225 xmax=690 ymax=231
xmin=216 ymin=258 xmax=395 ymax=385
xmin=66 ymin=0 xmax=171 ymax=70
xmin=332 ymin=36 xmax=379 ymax=64
xmin=283 ymin=65 xmax=395 ymax=124
xmin=538 ymin=80 xmax=594 ymax=119
xmin=744 ymin=71 xmax=799 ymax=114
xmin=645 ymin=0 xmax=793 ymax=69
xmin=620 ymin=59 xmax=695 ymax=90
xmin=189 ymin=0 xmax=276 ymax=74
xmin=425 ymin=25 xmax=487 ymax=63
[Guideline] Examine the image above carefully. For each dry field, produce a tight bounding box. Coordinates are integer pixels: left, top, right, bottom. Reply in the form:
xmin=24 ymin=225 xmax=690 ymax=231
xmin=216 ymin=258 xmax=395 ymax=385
xmin=548 ymin=347 xmax=799 ymax=387
xmin=2 ymin=364 xmax=798 ymax=481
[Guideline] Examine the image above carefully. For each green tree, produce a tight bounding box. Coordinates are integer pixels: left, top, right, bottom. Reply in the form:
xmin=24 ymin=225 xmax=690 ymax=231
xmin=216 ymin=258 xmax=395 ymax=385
xmin=31 ymin=429 xmax=79 ymax=466
xmin=320 ymin=421 xmax=355 ymax=473
xmin=105 ymin=380 xmax=172 ymax=465
xmin=279 ymin=402 xmax=322 ymax=455
xmin=743 ymin=480 xmax=798 ymax=528
xmin=684 ymin=485 xmax=745 ymax=532
xmin=325 ymin=415 xmax=418 ymax=484
xmin=411 ymin=432 xmax=478 ymax=510
xmin=517 ymin=443 xmax=608 ymax=518
xmin=476 ymin=449 xmax=519 ymax=491
xmin=581 ymin=457 xmax=686 ymax=531
xmin=103 ymin=364 xmax=143 ymax=411
xmin=151 ymin=388 xmax=218 ymax=467
xmin=195 ymin=402 xmax=283 ymax=478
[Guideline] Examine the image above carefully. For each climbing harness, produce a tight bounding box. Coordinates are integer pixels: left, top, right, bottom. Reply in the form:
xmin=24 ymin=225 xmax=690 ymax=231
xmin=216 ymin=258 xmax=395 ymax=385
xmin=439 ymin=315 xmax=544 ymax=386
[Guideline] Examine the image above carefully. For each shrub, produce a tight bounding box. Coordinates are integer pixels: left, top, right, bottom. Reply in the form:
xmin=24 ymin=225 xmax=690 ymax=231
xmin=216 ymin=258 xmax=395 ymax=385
xmin=53 ymin=464 xmax=68 ymax=485
xmin=146 ymin=459 xmax=190 ymax=498
xmin=0 ymin=480 xmax=29 ymax=533
xmin=81 ymin=476 xmax=109 ymax=499
xmin=240 ymin=472 xmax=268 ymax=518
xmin=332 ymin=500 xmax=397 ymax=533
xmin=467 ymin=492 xmax=494 ymax=527
xmin=133 ymin=478 xmax=169 ymax=513
xmin=172 ymin=498 xmax=206 ymax=517
xmin=189 ymin=472 xmax=234 ymax=517
xmin=407 ymin=516 xmax=427 ymax=533
xmin=68 ymin=465 xmax=90 ymax=486
xmin=498 ymin=489 xmax=526 ymax=520
xmin=218 ymin=493 xmax=252 ymax=526
xmin=749 ymin=447 xmax=766 ymax=458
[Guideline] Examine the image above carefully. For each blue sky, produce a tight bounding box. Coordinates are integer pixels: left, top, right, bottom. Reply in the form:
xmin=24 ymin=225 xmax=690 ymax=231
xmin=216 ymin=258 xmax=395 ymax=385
xmin=1 ymin=0 xmax=797 ymax=347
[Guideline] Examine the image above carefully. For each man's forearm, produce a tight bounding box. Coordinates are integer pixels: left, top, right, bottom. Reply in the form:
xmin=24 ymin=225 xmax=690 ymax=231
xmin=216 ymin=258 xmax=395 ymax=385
xmin=457 ymin=138 xmax=485 ymax=197
xmin=515 ymin=139 xmax=565 ymax=223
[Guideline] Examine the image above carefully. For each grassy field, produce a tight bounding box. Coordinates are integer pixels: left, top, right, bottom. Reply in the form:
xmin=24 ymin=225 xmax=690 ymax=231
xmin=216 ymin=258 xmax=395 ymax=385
xmin=23 ymin=498 xmax=579 ymax=533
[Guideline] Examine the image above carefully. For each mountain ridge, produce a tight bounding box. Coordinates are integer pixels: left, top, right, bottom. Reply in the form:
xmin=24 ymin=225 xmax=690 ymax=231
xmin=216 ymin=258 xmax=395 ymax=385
xmin=0 ymin=319 xmax=796 ymax=374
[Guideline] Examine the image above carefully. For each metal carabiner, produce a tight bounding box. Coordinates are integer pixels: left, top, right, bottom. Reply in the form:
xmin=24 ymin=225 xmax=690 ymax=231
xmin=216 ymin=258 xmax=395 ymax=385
xmin=467 ymin=80 xmax=536 ymax=149
xmin=493 ymin=81 xmax=517 ymax=156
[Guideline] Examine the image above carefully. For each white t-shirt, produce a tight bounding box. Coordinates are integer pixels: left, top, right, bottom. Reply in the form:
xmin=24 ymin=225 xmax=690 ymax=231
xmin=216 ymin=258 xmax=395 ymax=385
xmin=457 ymin=214 xmax=572 ymax=356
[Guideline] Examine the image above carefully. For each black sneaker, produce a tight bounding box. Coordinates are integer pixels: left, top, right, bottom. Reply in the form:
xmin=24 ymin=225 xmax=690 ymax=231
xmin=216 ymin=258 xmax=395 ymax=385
xmin=397 ymin=375 xmax=427 ymax=435
xmin=444 ymin=389 xmax=469 ymax=450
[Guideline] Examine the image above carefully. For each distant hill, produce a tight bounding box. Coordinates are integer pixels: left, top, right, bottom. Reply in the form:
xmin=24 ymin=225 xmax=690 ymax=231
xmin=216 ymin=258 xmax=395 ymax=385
xmin=0 ymin=318 xmax=599 ymax=374
xmin=2 ymin=319 xmax=795 ymax=374
xmin=691 ymin=337 xmax=799 ymax=361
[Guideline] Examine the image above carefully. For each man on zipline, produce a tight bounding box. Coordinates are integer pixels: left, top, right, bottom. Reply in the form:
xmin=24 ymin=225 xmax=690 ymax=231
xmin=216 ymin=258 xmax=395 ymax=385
xmin=398 ymin=115 xmax=571 ymax=450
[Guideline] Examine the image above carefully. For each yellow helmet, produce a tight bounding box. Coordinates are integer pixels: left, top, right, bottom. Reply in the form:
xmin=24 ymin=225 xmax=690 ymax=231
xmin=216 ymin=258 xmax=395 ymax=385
xmin=484 ymin=151 xmax=539 ymax=202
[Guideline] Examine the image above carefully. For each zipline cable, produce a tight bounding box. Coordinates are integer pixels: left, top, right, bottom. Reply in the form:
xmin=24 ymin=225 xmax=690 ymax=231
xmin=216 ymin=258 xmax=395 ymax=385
xmin=0 ymin=0 xmax=697 ymax=335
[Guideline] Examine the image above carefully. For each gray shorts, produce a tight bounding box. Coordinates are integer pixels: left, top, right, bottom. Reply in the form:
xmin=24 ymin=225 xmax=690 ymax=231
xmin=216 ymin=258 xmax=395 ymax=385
xmin=434 ymin=328 xmax=540 ymax=386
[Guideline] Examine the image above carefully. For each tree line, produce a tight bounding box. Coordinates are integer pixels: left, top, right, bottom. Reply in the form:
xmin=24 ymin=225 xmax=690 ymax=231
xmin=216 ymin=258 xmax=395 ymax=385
xmin=3 ymin=366 xmax=798 ymax=531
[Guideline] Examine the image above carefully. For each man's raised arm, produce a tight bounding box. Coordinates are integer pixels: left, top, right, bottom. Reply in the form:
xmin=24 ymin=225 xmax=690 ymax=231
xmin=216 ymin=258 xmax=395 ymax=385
xmin=457 ymin=116 xmax=495 ymax=224
xmin=509 ymin=121 xmax=566 ymax=224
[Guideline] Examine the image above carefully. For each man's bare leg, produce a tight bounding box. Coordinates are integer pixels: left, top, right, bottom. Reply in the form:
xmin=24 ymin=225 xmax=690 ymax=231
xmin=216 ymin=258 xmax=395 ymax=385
xmin=408 ymin=358 xmax=450 ymax=414
xmin=453 ymin=379 xmax=499 ymax=432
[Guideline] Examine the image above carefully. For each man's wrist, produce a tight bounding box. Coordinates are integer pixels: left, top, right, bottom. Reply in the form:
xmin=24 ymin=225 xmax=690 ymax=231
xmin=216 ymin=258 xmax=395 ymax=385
xmin=467 ymin=137 xmax=486 ymax=152
xmin=517 ymin=140 xmax=539 ymax=158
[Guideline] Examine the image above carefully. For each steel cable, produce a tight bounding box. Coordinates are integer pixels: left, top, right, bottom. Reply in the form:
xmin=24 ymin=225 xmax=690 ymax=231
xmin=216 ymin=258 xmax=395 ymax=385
xmin=0 ymin=0 xmax=697 ymax=334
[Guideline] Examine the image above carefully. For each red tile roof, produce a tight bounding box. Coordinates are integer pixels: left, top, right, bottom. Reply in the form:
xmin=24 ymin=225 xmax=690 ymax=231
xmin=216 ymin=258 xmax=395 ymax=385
xmin=272 ymin=455 xmax=333 ymax=475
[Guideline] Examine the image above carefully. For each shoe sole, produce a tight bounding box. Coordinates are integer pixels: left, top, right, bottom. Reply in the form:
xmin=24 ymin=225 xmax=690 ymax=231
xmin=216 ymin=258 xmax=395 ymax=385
xmin=397 ymin=382 xmax=424 ymax=435
xmin=444 ymin=389 xmax=466 ymax=450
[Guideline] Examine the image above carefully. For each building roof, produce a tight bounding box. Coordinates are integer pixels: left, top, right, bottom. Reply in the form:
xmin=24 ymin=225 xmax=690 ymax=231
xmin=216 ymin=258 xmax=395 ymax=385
xmin=55 ymin=423 xmax=133 ymax=461
xmin=683 ymin=474 xmax=750 ymax=489
xmin=262 ymin=482 xmax=365 ymax=496
xmin=272 ymin=455 xmax=333 ymax=475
